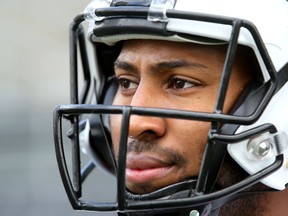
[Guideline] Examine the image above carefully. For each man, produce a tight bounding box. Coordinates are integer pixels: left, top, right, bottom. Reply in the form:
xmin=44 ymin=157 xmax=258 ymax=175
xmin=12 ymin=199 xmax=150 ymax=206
xmin=111 ymin=40 xmax=253 ymax=195
xmin=53 ymin=0 xmax=288 ymax=215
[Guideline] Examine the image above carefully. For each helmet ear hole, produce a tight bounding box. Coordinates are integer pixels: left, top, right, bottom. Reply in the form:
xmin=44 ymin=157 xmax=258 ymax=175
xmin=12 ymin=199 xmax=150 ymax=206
xmin=89 ymin=115 xmax=116 ymax=174
xmin=78 ymin=117 xmax=116 ymax=175
xmin=78 ymin=40 xmax=119 ymax=174
xmin=86 ymin=76 xmax=118 ymax=175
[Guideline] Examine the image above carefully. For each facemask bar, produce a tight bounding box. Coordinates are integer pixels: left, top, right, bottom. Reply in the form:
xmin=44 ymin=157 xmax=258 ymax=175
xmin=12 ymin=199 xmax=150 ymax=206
xmin=70 ymin=14 xmax=92 ymax=105
xmin=196 ymin=18 xmax=242 ymax=194
xmin=54 ymin=105 xmax=284 ymax=212
xmin=62 ymin=13 xmax=93 ymax=199
xmin=54 ymin=4 xmax=281 ymax=214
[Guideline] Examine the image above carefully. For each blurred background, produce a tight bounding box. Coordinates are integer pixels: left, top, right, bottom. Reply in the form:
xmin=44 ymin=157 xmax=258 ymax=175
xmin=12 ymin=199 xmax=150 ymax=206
xmin=0 ymin=1 xmax=114 ymax=215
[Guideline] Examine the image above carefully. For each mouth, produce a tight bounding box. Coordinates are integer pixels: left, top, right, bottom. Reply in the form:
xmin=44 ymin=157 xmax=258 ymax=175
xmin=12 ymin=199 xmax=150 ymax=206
xmin=126 ymin=154 xmax=175 ymax=184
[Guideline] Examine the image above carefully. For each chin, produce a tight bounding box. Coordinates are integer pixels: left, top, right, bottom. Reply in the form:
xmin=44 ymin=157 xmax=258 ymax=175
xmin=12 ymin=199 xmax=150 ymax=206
xmin=127 ymin=182 xmax=156 ymax=194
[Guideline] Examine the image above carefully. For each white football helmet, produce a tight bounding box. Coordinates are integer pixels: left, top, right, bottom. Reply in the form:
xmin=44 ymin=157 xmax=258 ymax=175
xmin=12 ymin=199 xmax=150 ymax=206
xmin=53 ymin=0 xmax=288 ymax=215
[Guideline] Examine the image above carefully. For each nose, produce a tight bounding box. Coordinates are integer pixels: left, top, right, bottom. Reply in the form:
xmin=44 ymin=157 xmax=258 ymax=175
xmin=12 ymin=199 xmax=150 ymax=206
xmin=128 ymin=114 xmax=166 ymax=139
xmin=128 ymin=86 xmax=166 ymax=139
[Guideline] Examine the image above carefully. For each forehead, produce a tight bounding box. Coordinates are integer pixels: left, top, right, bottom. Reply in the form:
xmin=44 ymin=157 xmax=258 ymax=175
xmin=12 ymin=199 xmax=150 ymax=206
xmin=118 ymin=39 xmax=227 ymax=59
xmin=117 ymin=39 xmax=228 ymax=68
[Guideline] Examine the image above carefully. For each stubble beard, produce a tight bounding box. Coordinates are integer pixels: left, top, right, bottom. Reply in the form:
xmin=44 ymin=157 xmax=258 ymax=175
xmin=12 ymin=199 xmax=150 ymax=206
xmin=217 ymin=156 xmax=271 ymax=216
xmin=126 ymin=138 xmax=187 ymax=194
xmin=120 ymin=136 xmax=271 ymax=216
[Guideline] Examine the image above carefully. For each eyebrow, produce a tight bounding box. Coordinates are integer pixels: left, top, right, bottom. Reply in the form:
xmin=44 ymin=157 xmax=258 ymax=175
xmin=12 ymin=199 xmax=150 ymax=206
xmin=114 ymin=59 xmax=208 ymax=74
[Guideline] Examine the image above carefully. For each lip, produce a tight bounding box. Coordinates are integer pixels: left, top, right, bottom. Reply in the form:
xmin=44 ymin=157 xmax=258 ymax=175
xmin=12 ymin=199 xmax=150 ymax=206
xmin=125 ymin=154 xmax=175 ymax=183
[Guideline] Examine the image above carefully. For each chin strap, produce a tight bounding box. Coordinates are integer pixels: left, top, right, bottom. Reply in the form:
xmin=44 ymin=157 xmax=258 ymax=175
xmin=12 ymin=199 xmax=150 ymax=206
xmin=117 ymin=188 xmax=221 ymax=216
xmin=116 ymin=183 xmax=277 ymax=216
xmin=116 ymin=203 xmax=219 ymax=216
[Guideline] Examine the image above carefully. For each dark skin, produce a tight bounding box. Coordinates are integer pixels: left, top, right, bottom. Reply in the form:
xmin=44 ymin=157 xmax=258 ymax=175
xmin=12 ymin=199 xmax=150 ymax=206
xmin=110 ymin=39 xmax=288 ymax=215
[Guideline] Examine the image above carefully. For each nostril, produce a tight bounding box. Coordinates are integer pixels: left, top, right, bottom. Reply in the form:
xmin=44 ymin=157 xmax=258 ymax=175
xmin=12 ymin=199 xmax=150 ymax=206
xmin=128 ymin=115 xmax=166 ymax=139
xmin=129 ymin=130 xmax=159 ymax=140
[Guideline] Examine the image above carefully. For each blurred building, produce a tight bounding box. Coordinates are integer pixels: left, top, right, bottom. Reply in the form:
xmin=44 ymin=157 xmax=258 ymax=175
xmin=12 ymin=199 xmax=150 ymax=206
xmin=0 ymin=1 xmax=113 ymax=215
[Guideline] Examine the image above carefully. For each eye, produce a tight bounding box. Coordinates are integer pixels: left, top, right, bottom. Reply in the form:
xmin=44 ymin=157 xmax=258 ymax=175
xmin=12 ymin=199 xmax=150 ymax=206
xmin=168 ymin=77 xmax=200 ymax=90
xmin=118 ymin=78 xmax=138 ymax=90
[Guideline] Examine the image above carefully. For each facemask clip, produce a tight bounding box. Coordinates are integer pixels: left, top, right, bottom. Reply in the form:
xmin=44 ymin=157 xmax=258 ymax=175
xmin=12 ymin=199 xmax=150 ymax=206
xmin=148 ymin=0 xmax=176 ymax=22
xmin=247 ymin=132 xmax=288 ymax=160
xmin=84 ymin=0 xmax=112 ymax=22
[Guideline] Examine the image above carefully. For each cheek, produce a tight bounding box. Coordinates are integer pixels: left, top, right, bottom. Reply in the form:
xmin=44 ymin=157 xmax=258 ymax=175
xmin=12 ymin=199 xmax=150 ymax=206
xmin=175 ymin=120 xmax=209 ymax=153
xmin=113 ymin=91 xmax=132 ymax=106
xmin=223 ymin=68 xmax=253 ymax=113
xmin=167 ymin=87 xmax=220 ymax=114
xmin=166 ymin=119 xmax=211 ymax=174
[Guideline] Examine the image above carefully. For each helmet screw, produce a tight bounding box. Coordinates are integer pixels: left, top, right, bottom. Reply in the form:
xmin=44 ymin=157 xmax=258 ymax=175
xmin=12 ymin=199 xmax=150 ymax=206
xmin=190 ymin=210 xmax=200 ymax=216
xmin=257 ymin=141 xmax=271 ymax=157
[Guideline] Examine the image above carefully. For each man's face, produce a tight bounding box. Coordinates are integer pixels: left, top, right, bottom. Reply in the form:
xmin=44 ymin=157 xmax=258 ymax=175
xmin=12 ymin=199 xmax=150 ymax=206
xmin=110 ymin=39 xmax=252 ymax=194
